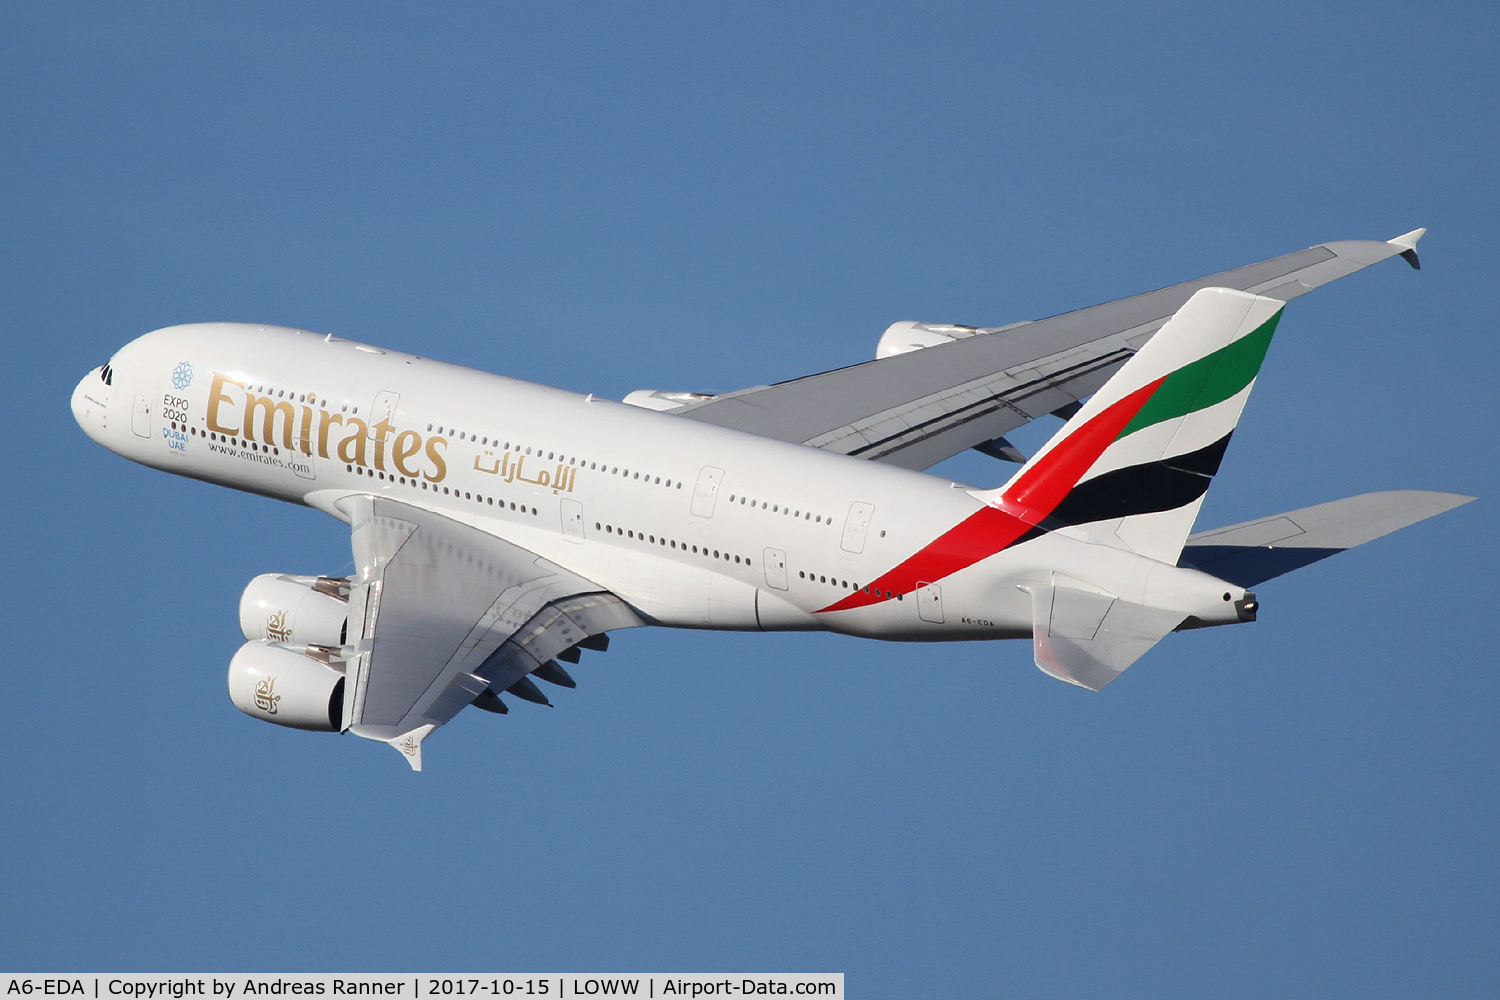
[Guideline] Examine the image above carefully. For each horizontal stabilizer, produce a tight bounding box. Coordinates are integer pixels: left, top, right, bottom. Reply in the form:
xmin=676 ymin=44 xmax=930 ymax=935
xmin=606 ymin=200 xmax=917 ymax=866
xmin=1176 ymin=491 xmax=1470 ymax=587
xmin=1022 ymin=584 xmax=1187 ymax=691
xmin=1179 ymin=490 xmax=1474 ymax=587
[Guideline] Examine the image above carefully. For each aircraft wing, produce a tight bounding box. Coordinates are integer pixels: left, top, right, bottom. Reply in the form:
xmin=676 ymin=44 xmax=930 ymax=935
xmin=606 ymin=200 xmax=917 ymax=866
xmin=675 ymin=231 xmax=1425 ymax=470
xmin=337 ymin=495 xmax=644 ymax=769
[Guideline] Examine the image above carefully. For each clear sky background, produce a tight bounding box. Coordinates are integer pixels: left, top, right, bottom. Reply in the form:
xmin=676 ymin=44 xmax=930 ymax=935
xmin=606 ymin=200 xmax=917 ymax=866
xmin=3 ymin=2 xmax=1496 ymax=995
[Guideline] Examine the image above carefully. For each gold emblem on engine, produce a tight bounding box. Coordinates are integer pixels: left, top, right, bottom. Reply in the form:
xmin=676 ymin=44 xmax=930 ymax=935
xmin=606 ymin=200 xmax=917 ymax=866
xmin=266 ymin=609 xmax=291 ymax=642
xmin=254 ymin=676 xmax=281 ymax=715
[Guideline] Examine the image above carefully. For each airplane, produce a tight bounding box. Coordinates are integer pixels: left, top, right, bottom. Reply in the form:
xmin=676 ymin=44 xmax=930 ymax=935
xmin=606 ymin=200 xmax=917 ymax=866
xmin=71 ymin=228 xmax=1473 ymax=769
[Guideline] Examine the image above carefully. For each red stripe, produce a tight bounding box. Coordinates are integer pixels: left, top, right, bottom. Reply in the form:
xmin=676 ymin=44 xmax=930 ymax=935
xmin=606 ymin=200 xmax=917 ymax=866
xmin=816 ymin=378 xmax=1164 ymax=614
xmin=992 ymin=378 xmax=1164 ymax=525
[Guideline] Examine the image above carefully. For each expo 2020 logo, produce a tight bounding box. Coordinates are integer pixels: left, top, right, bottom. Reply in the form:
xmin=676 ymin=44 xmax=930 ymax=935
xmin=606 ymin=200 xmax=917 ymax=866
xmin=171 ymin=361 xmax=194 ymax=390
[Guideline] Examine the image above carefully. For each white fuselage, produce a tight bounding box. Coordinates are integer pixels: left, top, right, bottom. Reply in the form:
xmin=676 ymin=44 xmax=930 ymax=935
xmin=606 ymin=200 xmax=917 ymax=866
xmin=72 ymin=323 xmax=1246 ymax=644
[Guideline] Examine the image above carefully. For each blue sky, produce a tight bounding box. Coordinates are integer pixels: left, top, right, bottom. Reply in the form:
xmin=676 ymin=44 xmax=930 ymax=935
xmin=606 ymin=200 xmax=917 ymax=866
xmin=4 ymin=2 xmax=1497 ymax=995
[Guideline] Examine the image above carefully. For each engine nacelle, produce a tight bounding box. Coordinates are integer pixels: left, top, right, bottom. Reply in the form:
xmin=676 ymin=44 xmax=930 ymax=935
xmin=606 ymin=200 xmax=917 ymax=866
xmin=227 ymin=640 xmax=346 ymax=732
xmin=875 ymin=321 xmax=987 ymax=359
xmin=239 ymin=573 xmax=349 ymax=646
xmin=621 ymin=389 xmax=716 ymax=412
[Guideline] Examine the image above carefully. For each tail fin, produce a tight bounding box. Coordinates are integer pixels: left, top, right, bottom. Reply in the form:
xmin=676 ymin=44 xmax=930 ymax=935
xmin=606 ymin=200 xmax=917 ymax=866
xmin=979 ymin=287 xmax=1283 ymax=564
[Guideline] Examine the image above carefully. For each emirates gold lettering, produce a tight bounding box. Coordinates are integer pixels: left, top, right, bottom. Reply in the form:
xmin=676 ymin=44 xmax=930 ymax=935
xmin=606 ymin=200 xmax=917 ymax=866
xmin=473 ymin=449 xmax=581 ymax=492
xmin=392 ymin=430 xmax=423 ymax=477
xmin=245 ymin=394 xmax=297 ymax=449
xmin=298 ymin=404 xmax=314 ymax=455
xmin=254 ymin=675 xmax=281 ymax=714
xmin=424 ymin=436 xmax=448 ymax=482
xmin=371 ymin=416 xmax=395 ymax=471
xmin=207 ymin=373 xmax=243 ymax=435
xmin=316 ymin=409 xmax=343 ymax=458
xmin=205 ymin=372 xmax=451 ymax=482
xmin=266 ymin=609 xmax=291 ymax=642
xmin=337 ymin=418 xmax=369 ymax=465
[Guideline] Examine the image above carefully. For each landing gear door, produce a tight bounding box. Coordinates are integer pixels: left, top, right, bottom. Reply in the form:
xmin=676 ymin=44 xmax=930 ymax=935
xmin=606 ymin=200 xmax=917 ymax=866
xmin=763 ymin=547 xmax=789 ymax=591
xmin=841 ymin=501 xmax=875 ymax=554
xmin=692 ymin=466 xmax=724 ymax=518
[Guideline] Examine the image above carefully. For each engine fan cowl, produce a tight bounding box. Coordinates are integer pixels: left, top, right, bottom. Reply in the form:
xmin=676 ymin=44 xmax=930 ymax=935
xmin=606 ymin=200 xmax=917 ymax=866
xmin=227 ymin=640 xmax=345 ymax=732
xmin=876 ymin=321 xmax=981 ymax=359
xmin=239 ymin=573 xmax=348 ymax=646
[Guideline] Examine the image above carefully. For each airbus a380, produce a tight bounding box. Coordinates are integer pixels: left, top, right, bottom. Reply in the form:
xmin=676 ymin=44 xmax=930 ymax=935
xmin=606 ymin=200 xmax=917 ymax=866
xmin=72 ymin=230 xmax=1472 ymax=769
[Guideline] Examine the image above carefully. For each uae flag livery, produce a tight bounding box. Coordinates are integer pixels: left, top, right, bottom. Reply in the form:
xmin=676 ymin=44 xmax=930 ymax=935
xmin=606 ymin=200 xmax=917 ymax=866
xmin=820 ymin=288 xmax=1283 ymax=614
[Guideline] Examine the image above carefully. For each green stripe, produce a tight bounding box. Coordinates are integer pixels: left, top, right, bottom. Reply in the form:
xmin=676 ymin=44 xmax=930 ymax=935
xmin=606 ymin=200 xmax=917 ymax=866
xmin=1117 ymin=307 xmax=1282 ymax=439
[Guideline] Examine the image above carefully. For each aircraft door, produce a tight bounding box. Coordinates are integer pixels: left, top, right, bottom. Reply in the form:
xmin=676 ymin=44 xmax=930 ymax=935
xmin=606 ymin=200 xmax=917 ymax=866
xmin=130 ymin=393 xmax=153 ymax=438
xmin=692 ymin=466 xmax=724 ymax=517
xmin=354 ymin=390 xmax=400 ymax=484
xmin=370 ymin=390 xmax=400 ymax=427
xmin=841 ymin=501 xmax=875 ymax=553
xmin=560 ymin=499 xmax=584 ymax=542
xmin=763 ymin=547 xmax=789 ymax=591
xmin=917 ymin=582 xmax=944 ymax=623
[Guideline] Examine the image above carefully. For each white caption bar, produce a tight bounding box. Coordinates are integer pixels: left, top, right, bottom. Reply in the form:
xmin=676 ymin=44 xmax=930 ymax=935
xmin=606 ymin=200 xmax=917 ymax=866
xmin=0 ymin=976 xmax=843 ymax=1000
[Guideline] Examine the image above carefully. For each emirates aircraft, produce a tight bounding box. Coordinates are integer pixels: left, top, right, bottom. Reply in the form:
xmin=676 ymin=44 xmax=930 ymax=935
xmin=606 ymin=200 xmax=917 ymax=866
xmin=73 ymin=230 xmax=1471 ymax=768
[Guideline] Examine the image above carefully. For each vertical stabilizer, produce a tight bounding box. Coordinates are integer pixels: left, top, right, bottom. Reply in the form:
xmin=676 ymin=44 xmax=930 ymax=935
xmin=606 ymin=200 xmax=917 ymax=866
xmin=980 ymin=287 xmax=1284 ymax=564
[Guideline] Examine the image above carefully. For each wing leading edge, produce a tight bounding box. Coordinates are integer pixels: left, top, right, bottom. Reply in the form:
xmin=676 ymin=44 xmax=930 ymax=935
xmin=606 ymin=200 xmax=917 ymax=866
xmin=675 ymin=231 xmax=1425 ymax=470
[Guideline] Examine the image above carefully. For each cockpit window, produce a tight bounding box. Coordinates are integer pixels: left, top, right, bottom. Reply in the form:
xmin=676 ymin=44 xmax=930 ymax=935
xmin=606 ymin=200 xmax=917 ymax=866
xmin=100 ymin=365 xmax=113 ymax=386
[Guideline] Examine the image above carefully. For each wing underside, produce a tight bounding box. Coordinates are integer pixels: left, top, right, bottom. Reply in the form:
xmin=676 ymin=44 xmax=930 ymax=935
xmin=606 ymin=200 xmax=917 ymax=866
xmin=338 ymin=496 xmax=642 ymax=768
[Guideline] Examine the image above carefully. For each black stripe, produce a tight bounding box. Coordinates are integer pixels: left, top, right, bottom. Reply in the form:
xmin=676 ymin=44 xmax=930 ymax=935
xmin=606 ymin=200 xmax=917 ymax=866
xmin=1034 ymin=433 xmax=1233 ymax=531
xmin=1162 ymin=432 xmax=1233 ymax=476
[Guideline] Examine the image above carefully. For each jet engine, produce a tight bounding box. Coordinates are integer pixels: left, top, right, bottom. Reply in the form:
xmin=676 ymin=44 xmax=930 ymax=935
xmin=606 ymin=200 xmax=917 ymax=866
xmin=876 ymin=321 xmax=984 ymax=359
xmin=239 ymin=573 xmax=349 ymax=647
xmin=875 ymin=320 xmax=1034 ymax=359
xmin=227 ymin=640 xmax=346 ymax=732
xmin=621 ymin=389 xmax=716 ymax=413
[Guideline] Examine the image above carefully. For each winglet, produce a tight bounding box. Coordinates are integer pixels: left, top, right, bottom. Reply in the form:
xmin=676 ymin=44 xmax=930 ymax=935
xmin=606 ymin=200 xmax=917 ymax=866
xmin=387 ymin=724 xmax=436 ymax=771
xmin=1387 ymin=228 xmax=1427 ymax=270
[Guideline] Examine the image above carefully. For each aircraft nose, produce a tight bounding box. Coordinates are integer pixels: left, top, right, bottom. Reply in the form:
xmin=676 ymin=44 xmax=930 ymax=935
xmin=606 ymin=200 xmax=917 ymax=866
xmin=72 ymin=367 xmax=111 ymax=440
